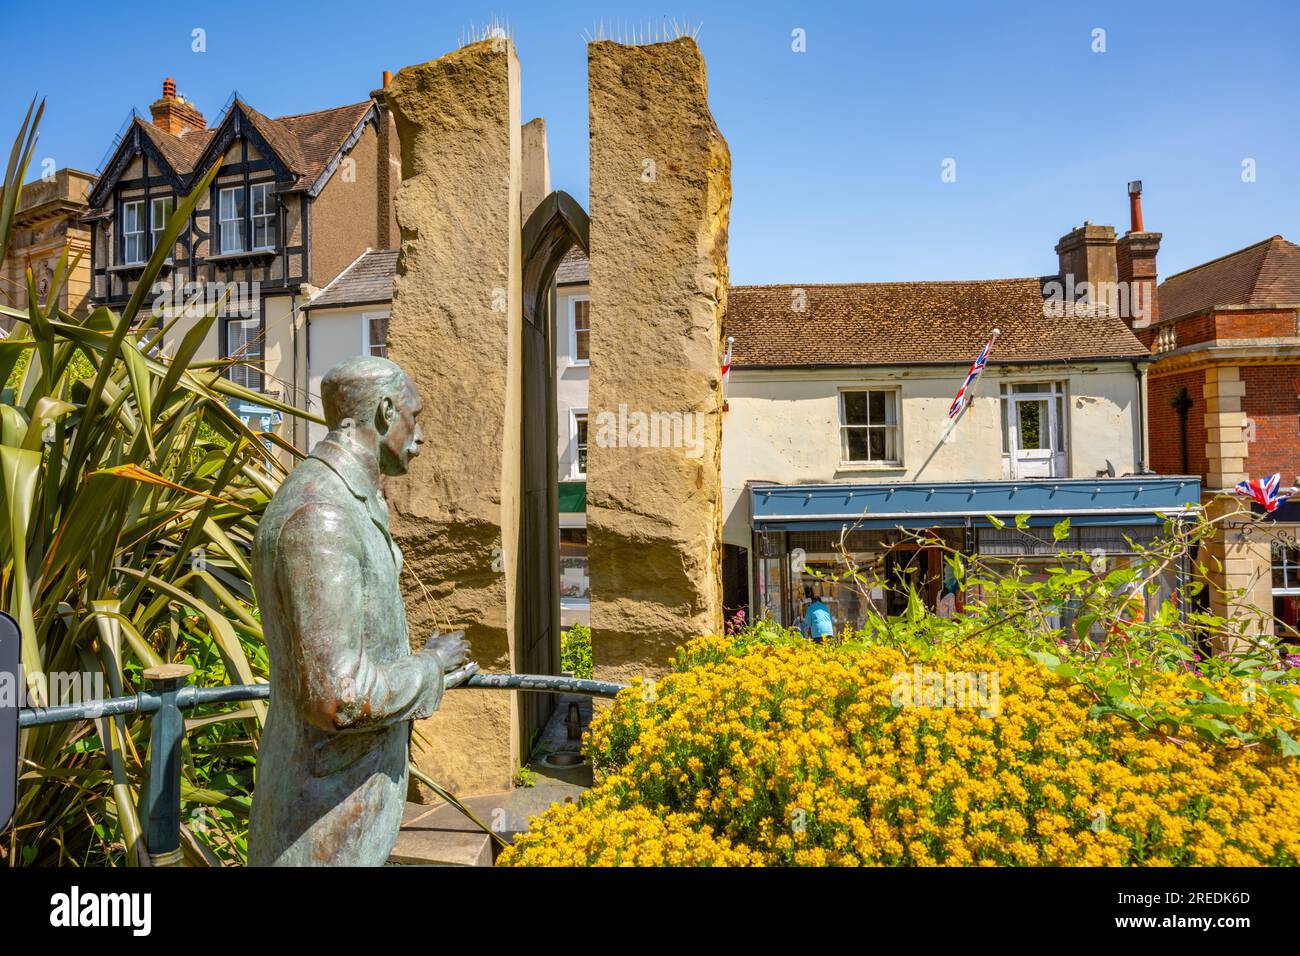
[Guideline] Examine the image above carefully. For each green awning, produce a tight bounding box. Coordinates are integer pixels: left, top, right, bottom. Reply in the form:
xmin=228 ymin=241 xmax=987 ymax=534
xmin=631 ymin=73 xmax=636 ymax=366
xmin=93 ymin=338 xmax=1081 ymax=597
xmin=558 ymin=480 xmax=586 ymax=513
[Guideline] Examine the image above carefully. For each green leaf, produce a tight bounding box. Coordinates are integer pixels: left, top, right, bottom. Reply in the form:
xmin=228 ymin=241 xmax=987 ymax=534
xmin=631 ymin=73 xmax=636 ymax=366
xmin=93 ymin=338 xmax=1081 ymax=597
xmin=1189 ymin=718 xmax=1235 ymax=741
xmin=1276 ymin=728 xmax=1300 ymax=758
xmin=0 ymin=445 xmax=43 ymax=702
xmin=1052 ymin=517 xmax=1071 ymax=542
xmin=1027 ymin=650 xmax=1062 ymax=670
xmin=120 ymin=341 xmax=156 ymax=458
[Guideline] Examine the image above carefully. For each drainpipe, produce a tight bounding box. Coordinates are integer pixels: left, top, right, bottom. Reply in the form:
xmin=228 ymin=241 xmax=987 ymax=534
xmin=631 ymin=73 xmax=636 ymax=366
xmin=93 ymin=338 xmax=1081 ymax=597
xmin=291 ymin=288 xmax=299 ymax=447
xmin=1133 ymin=360 xmax=1148 ymax=472
xmin=1172 ymin=386 xmax=1193 ymax=475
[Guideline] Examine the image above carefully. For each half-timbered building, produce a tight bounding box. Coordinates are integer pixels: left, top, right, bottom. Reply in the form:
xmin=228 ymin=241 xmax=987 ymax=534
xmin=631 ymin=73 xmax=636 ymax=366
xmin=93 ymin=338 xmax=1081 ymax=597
xmin=84 ymin=76 xmax=398 ymax=446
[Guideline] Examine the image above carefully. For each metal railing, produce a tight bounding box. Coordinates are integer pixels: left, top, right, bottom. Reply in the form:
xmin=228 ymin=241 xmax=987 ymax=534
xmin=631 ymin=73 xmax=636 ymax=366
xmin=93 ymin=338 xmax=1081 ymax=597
xmin=14 ymin=664 xmax=626 ymax=865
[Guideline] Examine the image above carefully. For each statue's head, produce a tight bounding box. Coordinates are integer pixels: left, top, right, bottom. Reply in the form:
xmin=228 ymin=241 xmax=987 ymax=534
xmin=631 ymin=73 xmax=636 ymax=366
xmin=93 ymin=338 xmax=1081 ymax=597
xmin=321 ymin=357 xmax=423 ymax=476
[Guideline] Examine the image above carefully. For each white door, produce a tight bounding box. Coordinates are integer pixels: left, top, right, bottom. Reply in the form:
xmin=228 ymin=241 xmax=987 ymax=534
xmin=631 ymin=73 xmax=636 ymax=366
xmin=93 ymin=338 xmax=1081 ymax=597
xmin=1010 ymin=395 xmax=1056 ymax=478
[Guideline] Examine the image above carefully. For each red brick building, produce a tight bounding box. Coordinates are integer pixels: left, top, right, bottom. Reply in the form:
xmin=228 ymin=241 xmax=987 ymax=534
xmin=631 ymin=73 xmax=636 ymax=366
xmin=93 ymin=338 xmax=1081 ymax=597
xmin=1139 ymin=232 xmax=1300 ymax=636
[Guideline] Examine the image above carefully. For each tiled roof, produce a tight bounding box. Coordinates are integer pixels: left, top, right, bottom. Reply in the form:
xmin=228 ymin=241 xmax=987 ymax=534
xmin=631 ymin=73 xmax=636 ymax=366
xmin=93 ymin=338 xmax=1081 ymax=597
xmin=727 ymin=278 xmax=1150 ymax=368
xmin=236 ymin=100 xmax=308 ymax=178
xmin=137 ymin=119 xmax=212 ymax=174
xmin=307 ymin=249 xmax=397 ymax=309
xmin=274 ymin=101 xmax=374 ymax=186
xmin=555 ymin=246 xmax=589 ymax=285
xmin=1158 ymin=236 xmax=1300 ymax=322
xmin=132 ymin=99 xmax=373 ymax=190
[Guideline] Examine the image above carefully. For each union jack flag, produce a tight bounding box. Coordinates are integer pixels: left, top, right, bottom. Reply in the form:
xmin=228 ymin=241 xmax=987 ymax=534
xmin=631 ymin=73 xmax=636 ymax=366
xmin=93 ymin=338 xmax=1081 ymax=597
xmin=948 ymin=329 xmax=1000 ymax=419
xmin=1236 ymin=473 xmax=1290 ymax=512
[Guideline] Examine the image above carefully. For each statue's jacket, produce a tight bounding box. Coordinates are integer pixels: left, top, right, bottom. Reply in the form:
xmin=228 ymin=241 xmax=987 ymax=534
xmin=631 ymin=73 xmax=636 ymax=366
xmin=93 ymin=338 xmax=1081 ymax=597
xmin=248 ymin=433 xmax=444 ymax=866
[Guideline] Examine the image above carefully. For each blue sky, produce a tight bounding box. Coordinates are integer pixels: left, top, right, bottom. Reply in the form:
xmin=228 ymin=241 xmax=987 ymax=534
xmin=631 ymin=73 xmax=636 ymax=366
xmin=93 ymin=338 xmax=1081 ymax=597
xmin=4 ymin=0 xmax=1296 ymax=283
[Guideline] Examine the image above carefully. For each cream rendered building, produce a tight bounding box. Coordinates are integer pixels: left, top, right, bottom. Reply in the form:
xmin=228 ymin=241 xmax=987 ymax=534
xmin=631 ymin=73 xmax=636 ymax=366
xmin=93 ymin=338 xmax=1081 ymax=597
xmin=554 ymin=248 xmax=590 ymax=626
xmin=720 ymin=270 xmax=1199 ymax=632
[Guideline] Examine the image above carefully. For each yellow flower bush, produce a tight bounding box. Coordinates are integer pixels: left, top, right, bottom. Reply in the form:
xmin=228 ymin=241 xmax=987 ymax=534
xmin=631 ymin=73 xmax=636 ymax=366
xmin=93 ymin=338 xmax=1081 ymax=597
xmin=500 ymin=636 xmax=1300 ymax=866
xmin=498 ymin=795 xmax=762 ymax=866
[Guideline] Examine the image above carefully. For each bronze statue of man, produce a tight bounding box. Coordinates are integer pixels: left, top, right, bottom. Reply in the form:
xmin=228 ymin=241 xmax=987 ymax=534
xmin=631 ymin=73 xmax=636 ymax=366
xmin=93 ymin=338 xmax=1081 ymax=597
xmin=248 ymin=357 xmax=468 ymax=866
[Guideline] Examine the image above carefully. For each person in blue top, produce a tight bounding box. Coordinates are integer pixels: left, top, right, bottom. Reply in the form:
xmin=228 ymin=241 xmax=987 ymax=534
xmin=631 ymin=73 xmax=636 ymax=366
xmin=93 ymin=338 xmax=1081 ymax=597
xmin=803 ymin=587 xmax=834 ymax=643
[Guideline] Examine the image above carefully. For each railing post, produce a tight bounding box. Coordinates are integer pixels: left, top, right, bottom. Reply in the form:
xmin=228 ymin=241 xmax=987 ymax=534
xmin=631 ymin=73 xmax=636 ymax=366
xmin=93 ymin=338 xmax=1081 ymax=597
xmin=141 ymin=663 xmax=193 ymax=866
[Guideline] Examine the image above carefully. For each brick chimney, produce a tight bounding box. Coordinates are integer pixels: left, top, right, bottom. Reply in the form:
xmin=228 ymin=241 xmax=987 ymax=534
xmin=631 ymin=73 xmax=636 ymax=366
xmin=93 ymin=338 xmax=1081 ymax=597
xmin=1116 ymin=181 xmax=1162 ymax=329
xmin=149 ymin=77 xmax=206 ymax=136
xmin=1054 ymin=222 xmax=1117 ymax=308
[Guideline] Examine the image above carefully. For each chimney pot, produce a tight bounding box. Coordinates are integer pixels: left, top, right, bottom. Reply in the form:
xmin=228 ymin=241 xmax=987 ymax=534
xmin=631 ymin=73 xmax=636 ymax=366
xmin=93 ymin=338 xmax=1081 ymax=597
xmin=1127 ymin=180 xmax=1145 ymax=233
xmin=382 ymin=70 xmax=393 ymax=88
xmin=162 ymin=77 xmax=176 ymax=99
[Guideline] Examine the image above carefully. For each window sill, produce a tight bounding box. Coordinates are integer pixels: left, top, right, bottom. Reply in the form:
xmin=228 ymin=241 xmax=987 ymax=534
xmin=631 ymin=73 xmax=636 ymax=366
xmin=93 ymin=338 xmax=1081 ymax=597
xmin=207 ymin=249 xmax=276 ymax=266
xmin=108 ymin=258 xmax=174 ymax=279
xmin=835 ymin=463 xmax=907 ymax=475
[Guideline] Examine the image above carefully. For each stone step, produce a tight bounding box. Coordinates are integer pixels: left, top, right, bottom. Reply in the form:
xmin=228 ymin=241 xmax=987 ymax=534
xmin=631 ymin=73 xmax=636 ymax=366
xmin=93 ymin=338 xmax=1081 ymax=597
xmin=389 ymin=800 xmax=496 ymax=866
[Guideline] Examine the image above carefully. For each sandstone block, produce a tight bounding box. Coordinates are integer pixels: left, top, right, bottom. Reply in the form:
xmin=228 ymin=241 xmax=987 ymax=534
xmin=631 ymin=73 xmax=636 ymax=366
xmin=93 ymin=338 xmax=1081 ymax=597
xmin=586 ymin=38 xmax=731 ymax=683
xmin=385 ymin=40 xmax=524 ymax=795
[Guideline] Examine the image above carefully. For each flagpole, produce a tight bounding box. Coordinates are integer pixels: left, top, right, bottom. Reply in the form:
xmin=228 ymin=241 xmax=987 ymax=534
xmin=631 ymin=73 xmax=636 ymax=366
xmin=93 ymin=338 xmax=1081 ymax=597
xmin=722 ymin=335 xmax=734 ymax=413
xmin=912 ymin=327 xmax=1001 ymax=482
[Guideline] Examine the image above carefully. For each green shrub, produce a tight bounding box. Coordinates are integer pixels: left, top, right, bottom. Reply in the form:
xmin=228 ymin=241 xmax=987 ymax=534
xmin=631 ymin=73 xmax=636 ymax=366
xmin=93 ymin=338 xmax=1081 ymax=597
xmin=0 ymin=103 xmax=314 ymax=866
xmin=561 ymin=623 xmax=593 ymax=679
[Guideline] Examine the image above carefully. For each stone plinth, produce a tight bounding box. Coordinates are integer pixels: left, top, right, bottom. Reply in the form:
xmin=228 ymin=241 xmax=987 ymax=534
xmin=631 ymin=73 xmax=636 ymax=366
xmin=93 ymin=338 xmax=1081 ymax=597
xmin=385 ymin=40 xmax=523 ymax=795
xmin=1203 ymin=495 xmax=1274 ymax=649
xmin=586 ymin=38 xmax=731 ymax=683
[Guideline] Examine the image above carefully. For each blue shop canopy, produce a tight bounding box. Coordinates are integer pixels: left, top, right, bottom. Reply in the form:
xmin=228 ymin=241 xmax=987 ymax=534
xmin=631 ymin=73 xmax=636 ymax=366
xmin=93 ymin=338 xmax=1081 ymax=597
xmin=228 ymin=398 xmax=284 ymax=431
xmin=750 ymin=476 xmax=1201 ymax=533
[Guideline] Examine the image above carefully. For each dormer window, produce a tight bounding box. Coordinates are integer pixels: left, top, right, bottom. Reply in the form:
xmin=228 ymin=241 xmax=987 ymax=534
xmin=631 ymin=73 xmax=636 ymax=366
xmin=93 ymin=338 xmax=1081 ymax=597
xmin=217 ymin=184 xmax=277 ymax=254
xmin=150 ymin=196 xmax=174 ymax=254
xmin=251 ymin=183 xmax=277 ymax=250
xmin=121 ymin=200 xmax=145 ymax=264
xmin=218 ymin=186 xmax=246 ymax=253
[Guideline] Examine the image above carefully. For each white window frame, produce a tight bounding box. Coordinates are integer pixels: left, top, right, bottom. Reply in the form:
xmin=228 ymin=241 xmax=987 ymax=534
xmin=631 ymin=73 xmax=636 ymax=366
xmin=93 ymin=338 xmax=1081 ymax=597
xmin=363 ymin=310 xmax=390 ymax=358
xmin=121 ymin=199 xmax=145 ymax=265
xmin=838 ymin=388 xmax=901 ymax=466
xmin=149 ymin=196 xmax=174 ymax=256
xmin=250 ymin=182 xmax=276 ymax=250
xmin=999 ymin=380 xmax=1069 ymax=474
xmin=225 ymin=316 xmax=263 ymax=391
xmin=218 ymin=186 xmax=245 ymax=253
xmin=568 ymin=294 xmax=590 ymax=366
xmin=569 ymin=408 xmax=588 ymax=478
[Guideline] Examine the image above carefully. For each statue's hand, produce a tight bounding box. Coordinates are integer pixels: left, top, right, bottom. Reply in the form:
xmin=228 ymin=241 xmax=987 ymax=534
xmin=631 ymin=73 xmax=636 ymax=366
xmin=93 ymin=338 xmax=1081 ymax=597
xmin=421 ymin=630 xmax=469 ymax=673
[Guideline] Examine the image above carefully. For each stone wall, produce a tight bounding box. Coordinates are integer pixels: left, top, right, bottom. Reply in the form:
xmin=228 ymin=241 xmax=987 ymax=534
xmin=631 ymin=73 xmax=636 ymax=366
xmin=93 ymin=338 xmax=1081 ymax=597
xmin=384 ymin=40 xmax=523 ymax=795
xmin=586 ymin=38 xmax=730 ymax=683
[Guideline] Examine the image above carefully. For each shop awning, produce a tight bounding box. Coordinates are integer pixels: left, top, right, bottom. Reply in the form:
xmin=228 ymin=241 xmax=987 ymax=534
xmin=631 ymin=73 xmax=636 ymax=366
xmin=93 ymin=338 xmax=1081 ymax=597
xmin=750 ymin=476 xmax=1200 ymax=532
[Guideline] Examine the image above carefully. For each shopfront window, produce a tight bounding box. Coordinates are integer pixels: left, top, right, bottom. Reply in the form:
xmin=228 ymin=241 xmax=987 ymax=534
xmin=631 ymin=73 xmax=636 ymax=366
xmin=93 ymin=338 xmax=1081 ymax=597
xmin=560 ymin=527 xmax=589 ymax=604
xmin=777 ymin=529 xmax=963 ymax=635
xmin=754 ymin=521 xmax=1181 ymax=641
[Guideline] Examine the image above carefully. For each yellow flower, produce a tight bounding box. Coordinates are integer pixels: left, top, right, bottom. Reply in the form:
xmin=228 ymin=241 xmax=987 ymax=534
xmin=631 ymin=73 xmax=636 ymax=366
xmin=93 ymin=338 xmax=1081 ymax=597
xmin=502 ymin=638 xmax=1300 ymax=867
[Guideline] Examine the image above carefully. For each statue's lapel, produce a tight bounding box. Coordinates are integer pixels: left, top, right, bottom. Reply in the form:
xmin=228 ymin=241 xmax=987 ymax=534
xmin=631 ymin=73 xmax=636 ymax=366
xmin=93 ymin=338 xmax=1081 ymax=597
xmin=310 ymin=436 xmax=399 ymax=568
